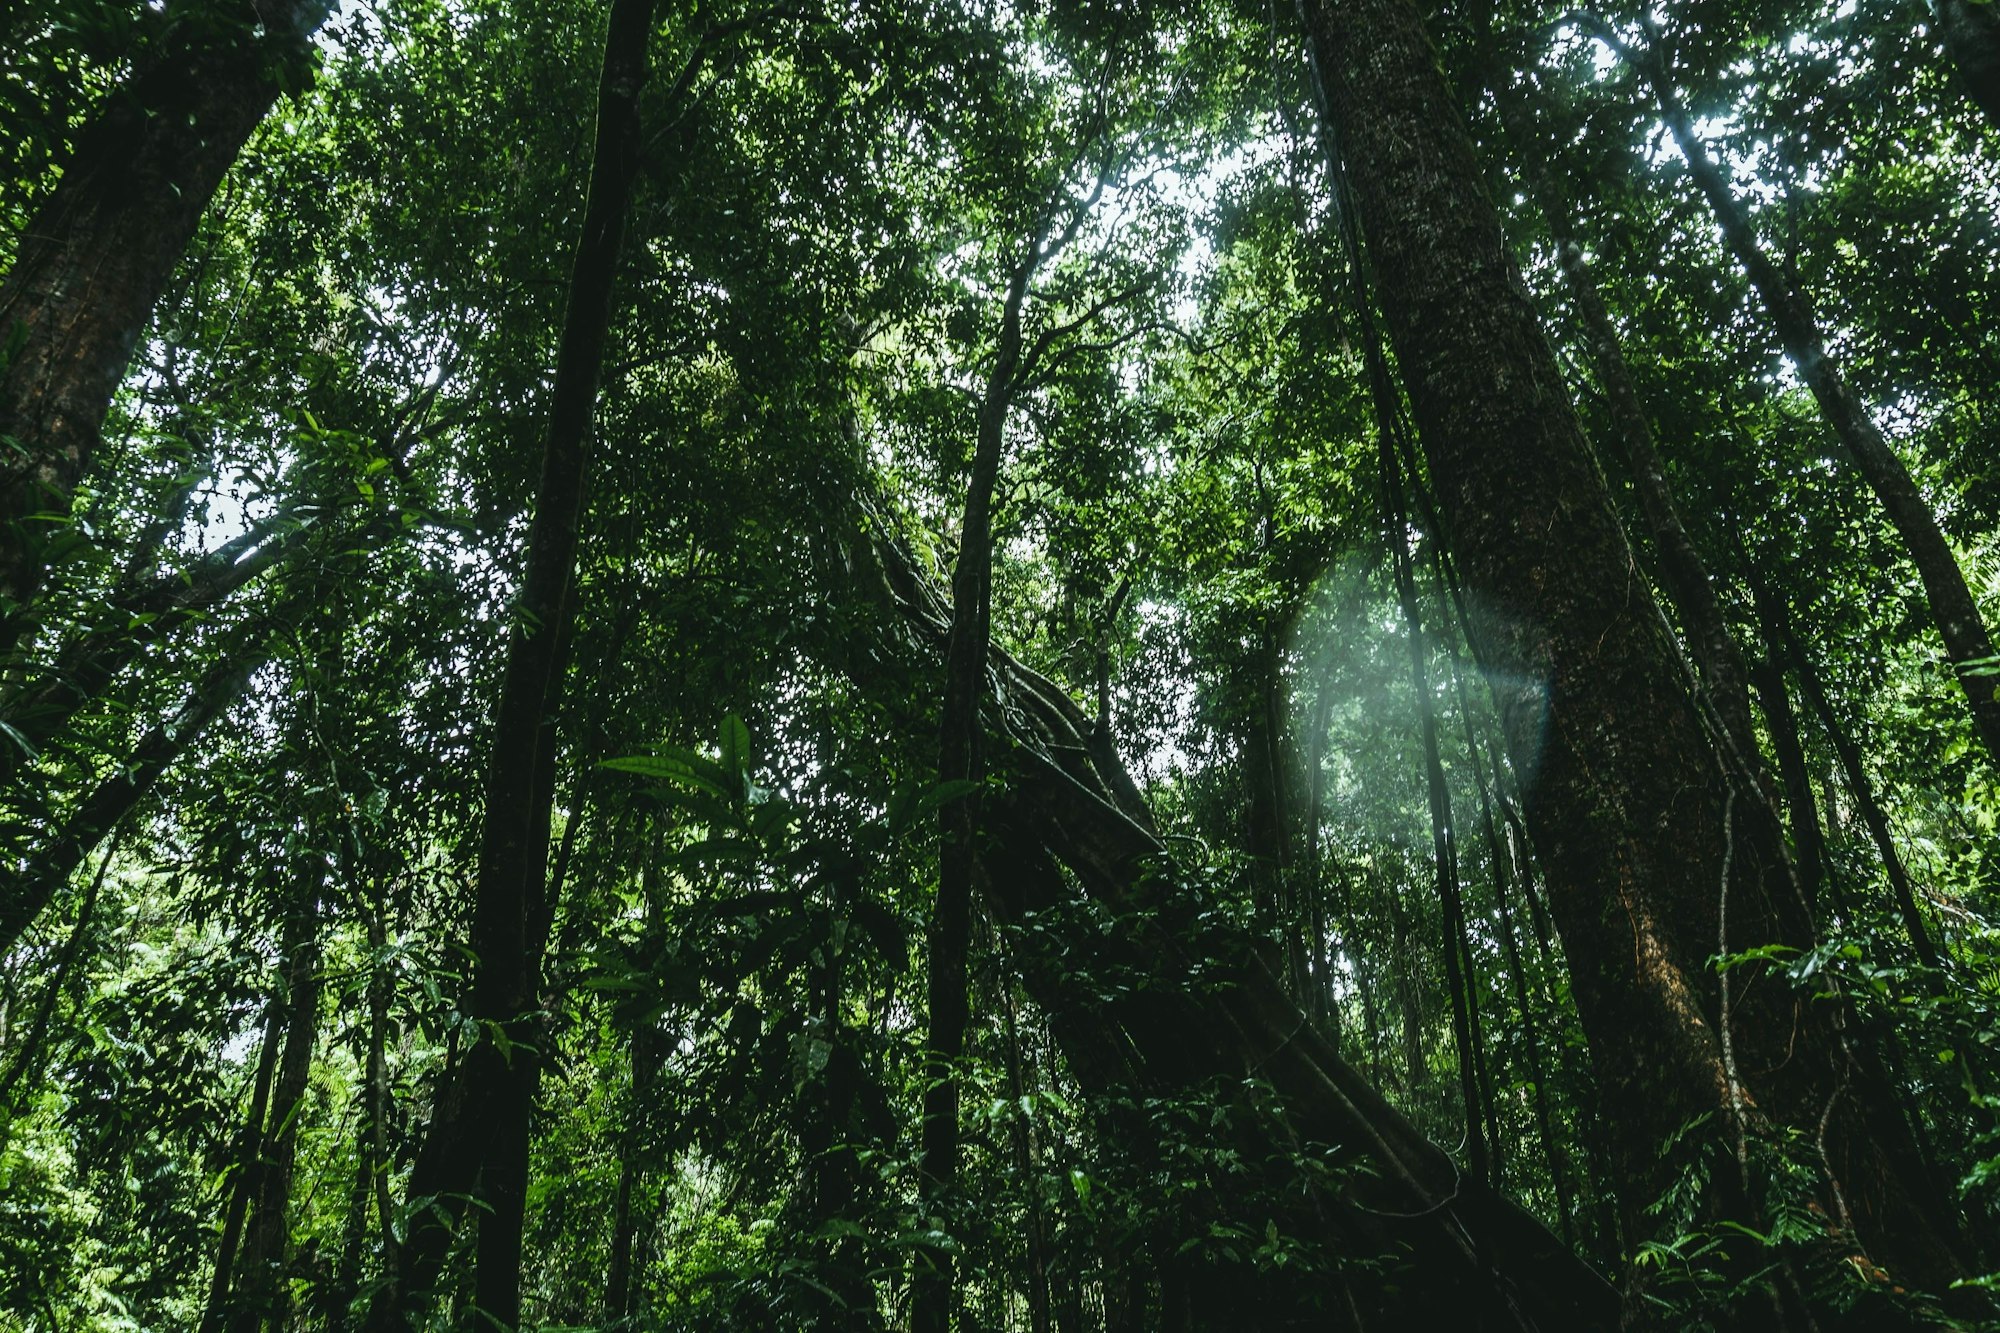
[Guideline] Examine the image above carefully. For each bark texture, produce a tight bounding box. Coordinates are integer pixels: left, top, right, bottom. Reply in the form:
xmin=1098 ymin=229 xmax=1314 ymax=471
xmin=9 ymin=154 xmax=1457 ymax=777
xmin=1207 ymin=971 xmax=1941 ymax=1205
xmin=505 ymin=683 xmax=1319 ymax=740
xmin=1297 ymin=0 xmax=1967 ymax=1311
xmin=0 ymin=0 xmax=332 ymax=612
xmin=1550 ymin=236 xmax=1760 ymax=771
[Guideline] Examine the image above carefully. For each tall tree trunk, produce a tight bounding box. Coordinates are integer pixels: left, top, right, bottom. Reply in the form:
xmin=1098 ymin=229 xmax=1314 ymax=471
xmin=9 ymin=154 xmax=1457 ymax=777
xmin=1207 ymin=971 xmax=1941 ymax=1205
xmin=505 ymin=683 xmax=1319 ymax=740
xmin=1297 ymin=0 xmax=1968 ymax=1310
xmin=917 ymin=212 xmax=1041 ymax=1332
xmin=1381 ymin=429 xmax=1491 ymax=1184
xmin=605 ymin=832 xmax=663 ymax=1326
xmin=335 ymin=880 xmax=398 ymax=1313
xmin=0 ymin=0 xmax=332 ymax=617
xmin=229 ymin=871 xmax=324 ymax=1333
xmin=202 ymin=987 xmax=286 ymax=1333
xmin=1381 ymin=863 xmax=1431 ymax=1104
xmin=1749 ymin=634 xmax=1828 ymax=915
xmin=1939 ymin=0 xmax=2000 ymax=129
xmin=601 ymin=1021 xmax=657 ymax=1325
xmin=1241 ymin=629 xmax=1311 ymax=997
xmin=367 ymin=1 xmax=656 ymax=1325
xmin=1611 ymin=23 xmax=2000 ymax=770
xmin=1543 ymin=210 xmax=1760 ymax=772
xmin=1000 ymin=983 xmax=1052 ymax=1333
xmin=1452 ymin=647 xmax=1577 ymax=1244
xmin=0 ymin=831 xmax=112 ymax=1112
xmin=200 ymin=872 xmax=317 ymax=1333
xmin=1751 ymin=572 xmax=1941 ymax=970
xmin=1301 ymin=670 xmax=1338 ymax=1024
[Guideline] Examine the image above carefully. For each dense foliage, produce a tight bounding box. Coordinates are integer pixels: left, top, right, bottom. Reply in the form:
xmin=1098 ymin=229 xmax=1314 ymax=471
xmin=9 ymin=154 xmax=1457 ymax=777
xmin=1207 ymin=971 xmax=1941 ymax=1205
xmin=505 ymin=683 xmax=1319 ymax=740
xmin=2 ymin=0 xmax=1998 ymax=1328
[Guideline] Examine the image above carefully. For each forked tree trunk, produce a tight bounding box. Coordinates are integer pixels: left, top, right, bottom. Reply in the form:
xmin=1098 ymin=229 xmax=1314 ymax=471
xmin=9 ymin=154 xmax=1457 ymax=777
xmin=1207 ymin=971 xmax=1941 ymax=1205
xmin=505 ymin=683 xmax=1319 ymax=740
xmin=228 ymin=873 xmax=324 ymax=1333
xmin=0 ymin=0 xmax=332 ymax=616
xmin=1296 ymin=0 xmax=1967 ymax=1313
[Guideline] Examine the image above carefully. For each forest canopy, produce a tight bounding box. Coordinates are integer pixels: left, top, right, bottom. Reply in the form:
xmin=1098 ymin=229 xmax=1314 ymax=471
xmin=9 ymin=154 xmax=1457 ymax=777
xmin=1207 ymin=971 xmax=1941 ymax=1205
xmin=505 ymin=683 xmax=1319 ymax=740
xmin=2 ymin=0 xmax=1999 ymax=1328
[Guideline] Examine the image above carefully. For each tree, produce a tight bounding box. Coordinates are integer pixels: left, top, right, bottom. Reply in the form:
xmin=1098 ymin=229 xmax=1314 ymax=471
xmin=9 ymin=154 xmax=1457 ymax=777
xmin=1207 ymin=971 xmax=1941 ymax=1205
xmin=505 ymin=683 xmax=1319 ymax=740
xmin=1299 ymin=0 xmax=1969 ymax=1315
xmin=3 ymin=0 xmax=1996 ymax=1328
xmin=367 ymin=0 xmax=656 ymax=1323
xmin=0 ymin=0 xmax=333 ymax=624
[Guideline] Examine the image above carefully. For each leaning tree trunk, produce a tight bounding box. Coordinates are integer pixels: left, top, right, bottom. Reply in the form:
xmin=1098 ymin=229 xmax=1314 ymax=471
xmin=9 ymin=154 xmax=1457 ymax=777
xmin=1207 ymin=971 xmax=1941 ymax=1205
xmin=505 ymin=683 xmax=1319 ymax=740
xmin=1752 ymin=570 xmax=1941 ymax=971
xmin=1619 ymin=30 xmax=2000 ymax=771
xmin=1296 ymin=0 xmax=1968 ymax=1314
xmin=365 ymin=1 xmax=655 ymax=1326
xmin=1490 ymin=88 xmax=1763 ymax=773
xmin=1548 ymin=225 xmax=1761 ymax=771
xmin=0 ymin=0 xmax=333 ymax=617
xmin=1 ymin=507 xmax=318 ymax=768
xmin=1 ymin=612 xmax=270 ymax=955
xmin=829 ymin=485 xmax=1621 ymax=1331
xmin=1749 ymin=631 xmax=1829 ymax=914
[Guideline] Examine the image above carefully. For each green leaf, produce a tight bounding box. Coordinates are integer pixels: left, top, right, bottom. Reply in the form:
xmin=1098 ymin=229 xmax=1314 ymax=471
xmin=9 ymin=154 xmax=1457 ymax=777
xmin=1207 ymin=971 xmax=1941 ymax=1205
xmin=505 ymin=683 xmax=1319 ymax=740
xmin=600 ymin=752 xmax=730 ymax=799
xmin=718 ymin=713 xmax=752 ymax=778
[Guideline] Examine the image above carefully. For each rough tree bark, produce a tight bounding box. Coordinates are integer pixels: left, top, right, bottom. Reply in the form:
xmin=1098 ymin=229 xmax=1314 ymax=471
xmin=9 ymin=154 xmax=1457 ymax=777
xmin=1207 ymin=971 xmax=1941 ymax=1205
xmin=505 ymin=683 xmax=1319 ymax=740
xmin=1548 ymin=229 xmax=1761 ymax=770
xmin=1298 ymin=0 xmax=1968 ymax=1314
xmin=0 ymin=0 xmax=333 ymax=615
xmin=365 ymin=0 xmax=656 ymax=1325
